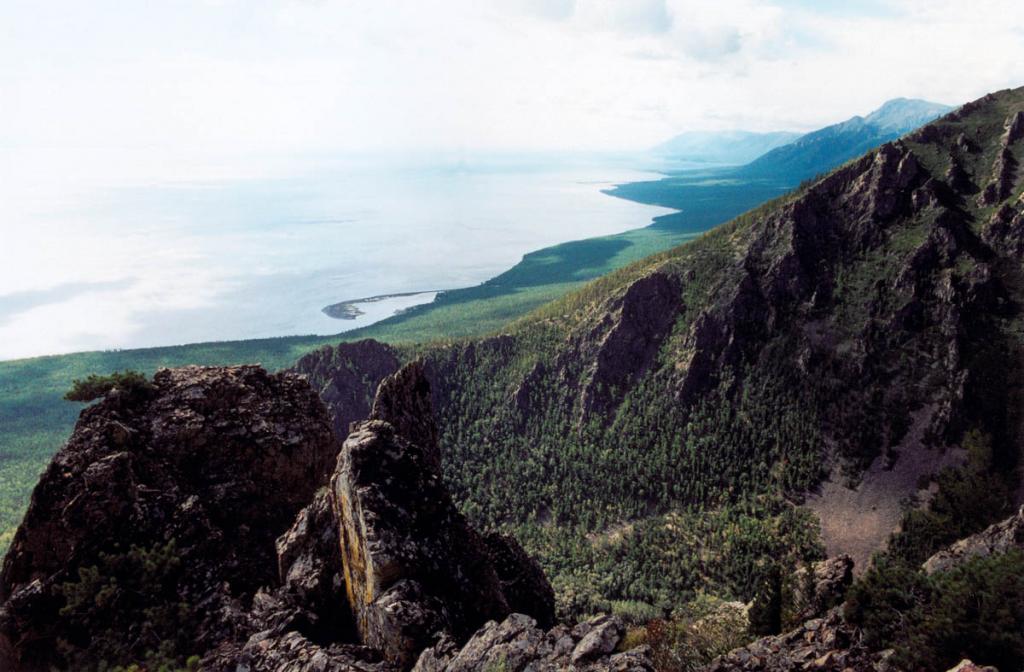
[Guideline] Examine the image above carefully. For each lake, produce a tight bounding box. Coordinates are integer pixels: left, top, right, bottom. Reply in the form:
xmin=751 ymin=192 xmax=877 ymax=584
xmin=0 ymin=150 xmax=674 ymax=360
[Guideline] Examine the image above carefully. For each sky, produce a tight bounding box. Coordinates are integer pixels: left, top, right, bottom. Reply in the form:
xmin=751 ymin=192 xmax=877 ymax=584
xmin=2 ymin=0 xmax=1024 ymax=159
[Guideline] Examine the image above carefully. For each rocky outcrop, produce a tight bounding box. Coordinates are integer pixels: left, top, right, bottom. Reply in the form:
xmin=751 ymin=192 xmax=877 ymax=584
xmin=790 ymin=556 xmax=854 ymax=622
xmin=413 ymin=613 xmax=654 ymax=672
xmin=274 ymin=488 xmax=355 ymax=642
xmin=923 ymin=506 xmax=1024 ymax=574
xmin=294 ymin=339 xmax=402 ymax=438
xmin=978 ymin=112 xmax=1024 ymax=206
xmin=331 ymin=363 xmax=555 ymax=669
xmin=579 ymin=271 xmax=682 ymax=420
xmin=703 ymin=608 xmax=881 ymax=672
xmin=0 ymin=366 xmax=338 ymax=671
xmin=332 ymin=420 xmax=502 ymax=666
xmin=369 ymin=360 xmax=440 ymax=469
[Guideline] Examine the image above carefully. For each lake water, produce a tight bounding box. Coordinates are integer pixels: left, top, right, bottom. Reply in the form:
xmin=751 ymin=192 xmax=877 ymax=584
xmin=0 ymin=151 xmax=674 ymax=360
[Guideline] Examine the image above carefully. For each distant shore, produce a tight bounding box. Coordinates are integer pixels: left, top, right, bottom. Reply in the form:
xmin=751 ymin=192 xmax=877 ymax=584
xmin=322 ymin=290 xmax=444 ymax=320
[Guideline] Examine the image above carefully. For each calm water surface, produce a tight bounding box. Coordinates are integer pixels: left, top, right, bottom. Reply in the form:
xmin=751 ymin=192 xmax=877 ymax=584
xmin=0 ymin=151 xmax=673 ymax=359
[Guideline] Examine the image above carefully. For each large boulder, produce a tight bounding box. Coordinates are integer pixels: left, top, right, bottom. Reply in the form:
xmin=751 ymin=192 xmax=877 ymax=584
xmin=0 ymin=366 xmax=339 ymax=671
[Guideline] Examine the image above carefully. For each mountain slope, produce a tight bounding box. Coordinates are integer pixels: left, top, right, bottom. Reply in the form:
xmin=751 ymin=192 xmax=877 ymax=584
xmin=300 ymin=87 xmax=1024 ymax=616
xmin=738 ymin=97 xmax=953 ymax=181
xmin=652 ymin=130 xmax=801 ymax=165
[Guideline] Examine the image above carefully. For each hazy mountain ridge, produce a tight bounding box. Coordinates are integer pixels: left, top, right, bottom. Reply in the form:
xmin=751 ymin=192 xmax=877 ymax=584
xmin=652 ymin=130 xmax=802 ymax=165
xmin=737 ymin=97 xmax=954 ymax=181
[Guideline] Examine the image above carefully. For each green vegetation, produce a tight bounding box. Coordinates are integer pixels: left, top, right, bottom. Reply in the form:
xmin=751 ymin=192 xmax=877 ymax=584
xmin=64 ymin=370 xmax=154 ymax=403
xmin=846 ymin=551 xmax=1024 ymax=671
xmin=844 ymin=426 xmax=1023 ymax=671
xmin=622 ymin=595 xmax=751 ymax=672
xmin=517 ymin=498 xmax=823 ymax=621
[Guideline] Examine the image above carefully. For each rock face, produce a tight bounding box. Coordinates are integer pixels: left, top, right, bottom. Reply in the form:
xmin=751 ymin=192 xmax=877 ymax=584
xmin=578 ymin=271 xmax=682 ymax=420
xmin=0 ymin=366 xmax=338 ymax=671
xmin=331 ymin=362 xmax=555 ymax=668
xmin=790 ymin=555 xmax=854 ymax=622
xmin=294 ymin=339 xmax=402 ymax=438
xmin=413 ymin=613 xmax=654 ymax=672
xmin=923 ymin=506 xmax=1024 ymax=574
xmin=368 ymin=360 xmax=441 ymax=469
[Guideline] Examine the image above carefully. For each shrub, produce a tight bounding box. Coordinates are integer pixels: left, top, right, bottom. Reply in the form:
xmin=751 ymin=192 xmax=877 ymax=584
xmin=64 ymin=370 xmax=155 ymax=403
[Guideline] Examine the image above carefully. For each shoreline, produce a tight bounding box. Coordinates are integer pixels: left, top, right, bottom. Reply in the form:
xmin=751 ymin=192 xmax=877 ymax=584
xmin=322 ymin=290 xmax=445 ymax=320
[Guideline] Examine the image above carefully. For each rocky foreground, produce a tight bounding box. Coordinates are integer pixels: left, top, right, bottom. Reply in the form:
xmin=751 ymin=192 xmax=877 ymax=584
xmin=0 ymin=364 xmax=650 ymax=671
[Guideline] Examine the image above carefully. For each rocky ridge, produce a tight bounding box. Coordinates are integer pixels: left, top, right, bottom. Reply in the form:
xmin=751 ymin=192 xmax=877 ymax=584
xmin=0 ymin=363 xmax=642 ymax=671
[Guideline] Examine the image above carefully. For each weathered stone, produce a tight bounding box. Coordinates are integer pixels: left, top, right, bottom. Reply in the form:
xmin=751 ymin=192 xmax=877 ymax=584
xmin=330 ymin=364 xmax=554 ymax=668
xmin=924 ymin=506 xmax=1024 ymax=574
xmin=791 ymin=555 xmax=855 ymax=621
xmin=0 ymin=366 xmax=338 ymax=671
xmin=369 ymin=360 xmax=440 ymax=470
xmin=571 ymin=615 xmax=623 ymax=664
xmin=294 ymin=339 xmax=402 ymax=438
xmin=413 ymin=614 xmax=653 ymax=672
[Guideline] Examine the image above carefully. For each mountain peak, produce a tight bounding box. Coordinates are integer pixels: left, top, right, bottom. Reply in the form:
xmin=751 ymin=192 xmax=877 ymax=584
xmin=864 ymin=97 xmax=954 ymax=133
xmin=739 ymin=96 xmax=953 ymax=180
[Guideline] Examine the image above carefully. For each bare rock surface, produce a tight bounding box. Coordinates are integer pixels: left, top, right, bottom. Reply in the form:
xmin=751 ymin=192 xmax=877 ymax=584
xmin=294 ymin=339 xmax=402 ymax=438
xmin=923 ymin=506 xmax=1024 ymax=574
xmin=413 ymin=613 xmax=654 ymax=672
xmin=0 ymin=366 xmax=338 ymax=671
xmin=331 ymin=363 xmax=555 ymax=669
xmin=791 ymin=555 xmax=854 ymax=621
xmin=702 ymin=608 xmax=881 ymax=672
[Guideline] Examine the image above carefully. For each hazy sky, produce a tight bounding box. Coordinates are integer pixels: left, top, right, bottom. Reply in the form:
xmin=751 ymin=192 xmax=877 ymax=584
xmin=3 ymin=0 xmax=1024 ymax=156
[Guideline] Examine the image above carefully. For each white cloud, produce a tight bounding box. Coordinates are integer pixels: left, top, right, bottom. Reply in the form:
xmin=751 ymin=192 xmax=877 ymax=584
xmin=0 ymin=0 xmax=1022 ymax=155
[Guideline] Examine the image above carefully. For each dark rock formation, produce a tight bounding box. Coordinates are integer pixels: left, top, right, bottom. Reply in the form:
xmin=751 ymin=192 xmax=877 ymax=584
xmin=369 ymin=360 xmax=440 ymax=469
xmin=0 ymin=366 xmax=338 ymax=671
xmin=923 ymin=506 xmax=1024 ymax=574
xmin=482 ymin=532 xmax=556 ymax=630
xmin=578 ymin=271 xmax=682 ymax=420
xmin=790 ymin=555 xmax=854 ymax=622
xmin=294 ymin=339 xmax=402 ymax=438
xmin=274 ymin=489 xmax=355 ymax=642
xmin=413 ymin=613 xmax=654 ymax=672
xmin=333 ymin=420 xmax=506 ymax=666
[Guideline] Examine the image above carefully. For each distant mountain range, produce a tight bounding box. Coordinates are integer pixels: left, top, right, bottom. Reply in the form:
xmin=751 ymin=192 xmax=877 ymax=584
xmin=655 ymin=98 xmax=953 ymax=181
xmin=736 ymin=97 xmax=954 ymax=180
xmin=651 ymin=130 xmax=801 ymax=165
